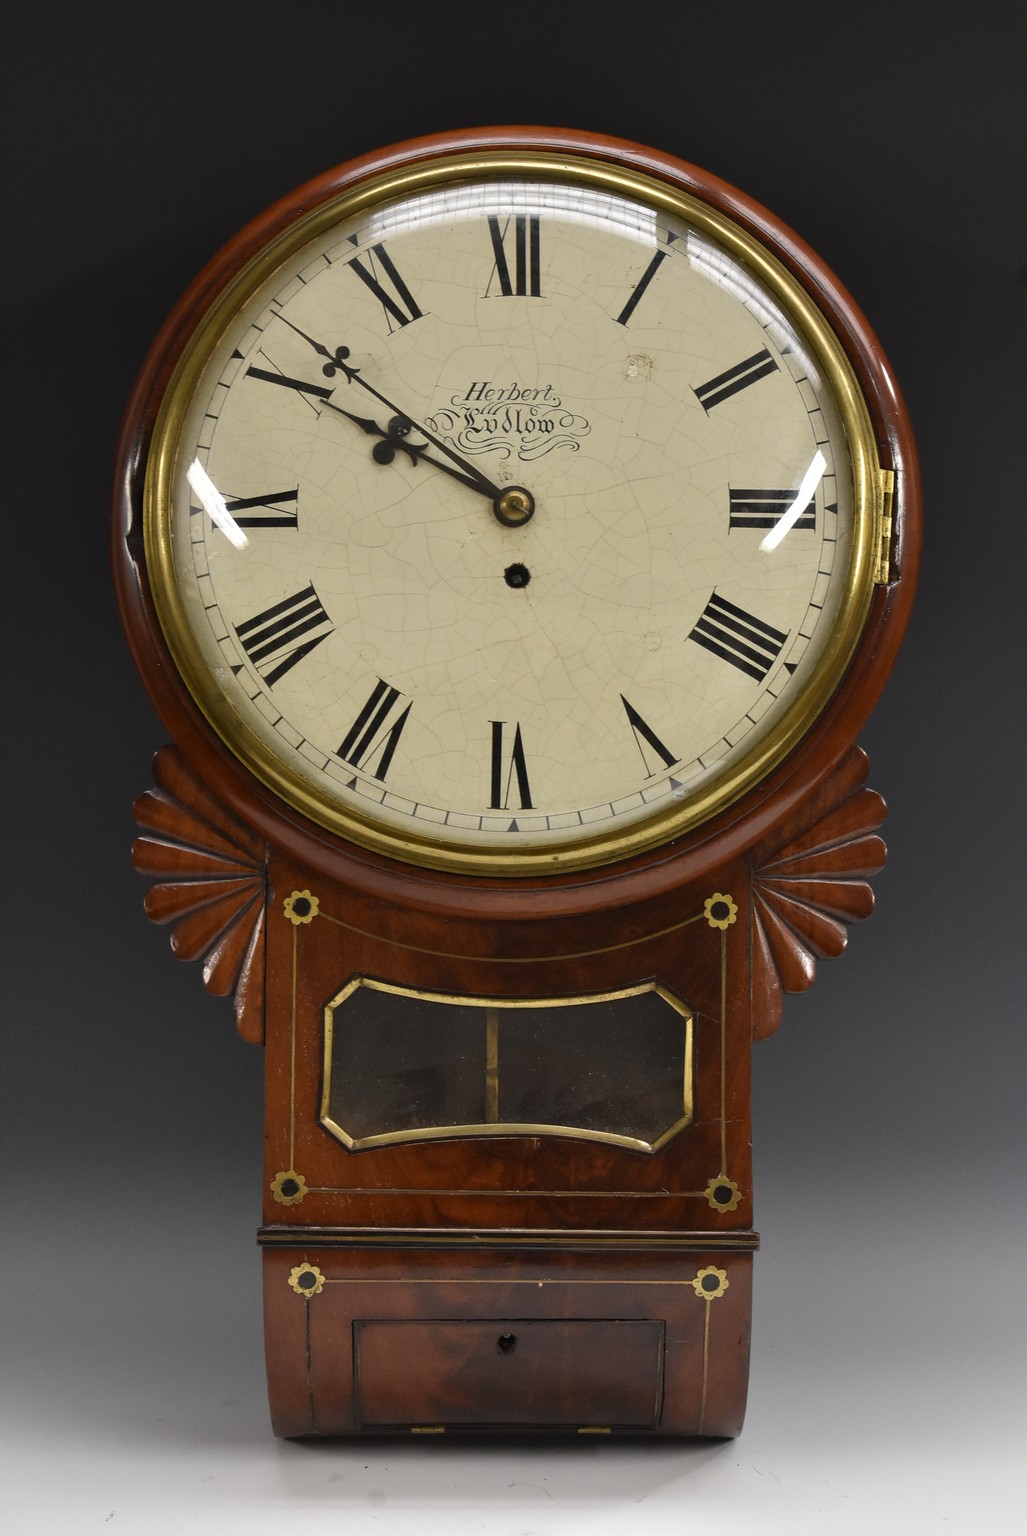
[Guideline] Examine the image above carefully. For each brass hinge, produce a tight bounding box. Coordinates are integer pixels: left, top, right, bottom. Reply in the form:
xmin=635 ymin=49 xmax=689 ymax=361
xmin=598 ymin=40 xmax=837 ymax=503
xmin=875 ymin=468 xmax=896 ymax=584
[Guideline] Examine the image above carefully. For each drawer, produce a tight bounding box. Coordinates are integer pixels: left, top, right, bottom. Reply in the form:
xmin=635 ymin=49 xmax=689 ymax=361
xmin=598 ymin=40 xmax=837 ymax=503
xmin=354 ymin=1318 xmax=665 ymax=1429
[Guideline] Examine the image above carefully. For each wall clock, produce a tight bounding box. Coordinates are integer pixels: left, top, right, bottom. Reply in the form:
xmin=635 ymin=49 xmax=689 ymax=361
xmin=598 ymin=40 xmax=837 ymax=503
xmin=115 ymin=126 xmax=919 ymax=1437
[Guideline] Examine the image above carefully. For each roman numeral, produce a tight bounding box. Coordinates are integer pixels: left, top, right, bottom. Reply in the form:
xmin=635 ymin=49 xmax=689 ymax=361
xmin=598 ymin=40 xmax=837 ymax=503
xmin=614 ymin=250 xmax=668 ymax=326
xmin=245 ymin=365 xmax=334 ymax=400
xmin=489 ymin=720 xmax=533 ymax=810
xmin=486 ymin=215 xmax=542 ymax=297
xmin=620 ymin=695 xmax=678 ymax=775
xmin=234 ymin=583 xmax=333 ymax=687
xmin=347 ymin=243 xmax=423 ymax=331
xmin=728 ymin=488 xmax=815 ymax=532
xmin=688 ymin=593 xmax=788 ymax=683
xmin=223 ymin=489 xmax=299 ymax=529
xmin=694 ymin=348 xmax=778 ymax=412
xmin=337 ymin=679 xmax=411 ymax=781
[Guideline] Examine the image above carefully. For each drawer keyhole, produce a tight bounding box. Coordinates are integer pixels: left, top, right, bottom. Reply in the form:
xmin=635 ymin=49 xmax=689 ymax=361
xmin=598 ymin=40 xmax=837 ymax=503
xmin=496 ymin=1332 xmax=517 ymax=1355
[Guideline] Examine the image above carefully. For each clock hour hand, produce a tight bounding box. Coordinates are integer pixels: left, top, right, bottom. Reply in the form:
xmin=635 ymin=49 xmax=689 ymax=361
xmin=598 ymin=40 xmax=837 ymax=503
xmin=274 ymin=313 xmax=535 ymax=527
xmin=318 ymin=399 xmax=499 ymax=498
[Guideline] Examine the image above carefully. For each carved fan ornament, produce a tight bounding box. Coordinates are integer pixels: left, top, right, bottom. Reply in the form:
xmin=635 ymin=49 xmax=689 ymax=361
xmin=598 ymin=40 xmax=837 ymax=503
xmin=131 ymin=743 xmax=885 ymax=1047
xmin=132 ymin=746 xmax=268 ymax=1043
xmin=750 ymin=747 xmax=887 ymax=1038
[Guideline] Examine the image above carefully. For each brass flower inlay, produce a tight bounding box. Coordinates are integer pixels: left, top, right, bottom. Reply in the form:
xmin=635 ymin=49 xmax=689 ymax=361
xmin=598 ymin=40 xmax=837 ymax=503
xmin=283 ymin=890 xmax=319 ymax=926
xmin=270 ymin=1170 xmax=308 ymax=1206
xmin=704 ymin=892 xmax=738 ymax=930
xmin=704 ymin=1175 xmax=742 ymax=1213
xmin=690 ymin=1266 xmax=729 ymax=1301
xmin=287 ymin=1263 xmax=325 ymax=1298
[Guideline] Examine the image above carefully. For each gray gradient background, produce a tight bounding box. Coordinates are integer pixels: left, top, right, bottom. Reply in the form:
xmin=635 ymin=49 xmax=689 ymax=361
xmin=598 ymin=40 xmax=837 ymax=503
xmin=3 ymin=3 xmax=1024 ymax=1532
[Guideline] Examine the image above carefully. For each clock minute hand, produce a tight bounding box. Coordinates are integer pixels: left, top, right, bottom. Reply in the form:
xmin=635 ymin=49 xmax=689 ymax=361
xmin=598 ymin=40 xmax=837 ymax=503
xmin=275 ymin=314 xmax=535 ymax=526
xmin=271 ymin=313 xmax=340 ymax=369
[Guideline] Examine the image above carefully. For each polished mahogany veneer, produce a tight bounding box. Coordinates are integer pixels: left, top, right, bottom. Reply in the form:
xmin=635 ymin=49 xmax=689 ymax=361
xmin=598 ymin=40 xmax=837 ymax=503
xmin=116 ymin=127 xmax=919 ymax=1437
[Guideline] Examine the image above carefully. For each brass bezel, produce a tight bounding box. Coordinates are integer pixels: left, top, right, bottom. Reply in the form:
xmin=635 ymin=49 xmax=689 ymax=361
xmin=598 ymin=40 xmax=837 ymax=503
xmin=144 ymin=149 xmax=883 ymax=875
xmin=320 ymin=976 xmax=694 ymax=1155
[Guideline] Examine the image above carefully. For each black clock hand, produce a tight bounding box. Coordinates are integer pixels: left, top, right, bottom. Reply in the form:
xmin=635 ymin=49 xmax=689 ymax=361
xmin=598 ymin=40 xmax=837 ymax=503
xmin=275 ymin=313 xmax=502 ymax=497
xmin=319 ymin=399 xmax=498 ymax=499
xmin=274 ymin=314 xmax=535 ymax=525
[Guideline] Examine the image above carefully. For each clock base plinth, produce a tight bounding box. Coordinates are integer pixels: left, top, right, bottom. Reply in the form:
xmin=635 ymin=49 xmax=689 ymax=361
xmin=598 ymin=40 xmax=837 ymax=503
xmin=261 ymin=1235 xmax=753 ymax=1438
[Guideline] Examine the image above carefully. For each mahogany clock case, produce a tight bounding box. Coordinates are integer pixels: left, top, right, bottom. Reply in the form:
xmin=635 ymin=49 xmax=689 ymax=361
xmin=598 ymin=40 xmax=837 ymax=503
xmin=112 ymin=128 xmax=918 ymax=1439
xmin=4 ymin=0 xmax=1025 ymax=1522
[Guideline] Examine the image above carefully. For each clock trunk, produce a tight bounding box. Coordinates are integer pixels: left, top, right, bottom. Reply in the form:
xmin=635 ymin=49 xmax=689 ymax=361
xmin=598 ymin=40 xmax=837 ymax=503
xmin=257 ymin=845 xmax=755 ymax=1437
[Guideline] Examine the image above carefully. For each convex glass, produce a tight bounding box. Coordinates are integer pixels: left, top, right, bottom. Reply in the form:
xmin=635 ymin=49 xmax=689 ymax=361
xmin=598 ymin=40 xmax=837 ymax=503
xmin=147 ymin=162 xmax=880 ymax=870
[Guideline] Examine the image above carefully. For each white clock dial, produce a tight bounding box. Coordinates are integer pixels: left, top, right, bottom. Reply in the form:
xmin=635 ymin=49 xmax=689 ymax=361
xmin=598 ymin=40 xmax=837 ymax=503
xmin=148 ymin=163 xmax=880 ymax=871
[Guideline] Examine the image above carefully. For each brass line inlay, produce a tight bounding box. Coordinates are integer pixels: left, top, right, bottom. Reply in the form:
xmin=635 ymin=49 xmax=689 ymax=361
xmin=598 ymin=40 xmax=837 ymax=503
xmin=484 ymin=1009 xmax=500 ymax=1123
xmin=304 ymin=1186 xmax=711 ymax=1199
xmin=720 ymin=928 xmax=728 ymax=1177
xmin=290 ymin=924 xmax=298 ymax=1168
xmin=304 ymin=1301 xmax=315 ymax=1433
xmin=321 ymin=1277 xmax=731 ymax=1287
xmin=317 ymin=907 xmax=704 ymax=962
xmin=698 ymin=1301 xmax=712 ymax=1434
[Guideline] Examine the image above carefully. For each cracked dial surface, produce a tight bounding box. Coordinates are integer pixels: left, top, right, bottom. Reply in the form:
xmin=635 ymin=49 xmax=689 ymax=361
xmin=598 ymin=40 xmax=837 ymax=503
xmin=148 ymin=163 xmax=878 ymax=872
